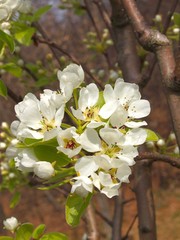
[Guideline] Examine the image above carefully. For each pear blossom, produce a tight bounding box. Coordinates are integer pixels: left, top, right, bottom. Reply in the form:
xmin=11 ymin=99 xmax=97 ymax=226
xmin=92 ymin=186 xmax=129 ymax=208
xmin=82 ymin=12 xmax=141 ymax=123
xmin=3 ymin=217 xmax=19 ymax=232
xmin=57 ymin=64 xmax=84 ymax=101
xmin=11 ymin=91 xmax=65 ymax=140
xmin=34 ymin=161 xmax=55 ymax=180
xmin=71 ymin=83 xmax=105 ymax=128
xmin=57 ymin=127 xmax=81 ymax=158
xmin=99 ymin=79 xmax=150 ymax=128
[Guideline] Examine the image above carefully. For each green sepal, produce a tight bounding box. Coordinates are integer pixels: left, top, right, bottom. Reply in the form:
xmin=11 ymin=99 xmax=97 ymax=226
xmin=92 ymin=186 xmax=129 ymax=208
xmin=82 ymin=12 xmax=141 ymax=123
xmin=65 ymin=193 xmax=92 ymax=227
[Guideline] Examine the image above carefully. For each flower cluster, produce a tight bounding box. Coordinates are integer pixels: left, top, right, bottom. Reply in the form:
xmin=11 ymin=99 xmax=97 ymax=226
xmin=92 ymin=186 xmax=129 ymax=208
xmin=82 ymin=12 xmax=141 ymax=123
xmin=0 ymin=0 xmax=31 ymax=33
xmin=8 ymin=64 xmax=151 ymax=198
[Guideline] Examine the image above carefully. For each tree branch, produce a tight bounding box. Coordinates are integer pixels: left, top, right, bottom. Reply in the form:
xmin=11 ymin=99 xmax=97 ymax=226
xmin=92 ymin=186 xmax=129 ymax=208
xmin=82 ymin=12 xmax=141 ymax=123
xmin=136 ymin=152 xmax=180 ymax=168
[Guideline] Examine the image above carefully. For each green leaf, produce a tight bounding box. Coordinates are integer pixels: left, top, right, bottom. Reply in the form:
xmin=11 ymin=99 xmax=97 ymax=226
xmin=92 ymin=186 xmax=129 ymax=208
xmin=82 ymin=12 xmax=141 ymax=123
xmin=0 ymin=63 xmax=22 ymax=77
xmin=0 ymin=80 xmax=7 ymax=98
xmin=15 ymin=223 xmax=34 ymax=240
xmin=34 ymin=145 xmax=71 ymax=166
xmin=10 ymin=192 xmax=21 ymax=208
xmin=40 ymin=232 xmax=68 ymax=240
xmin=15 ymin=27 xmax=36 ymax=46
xmin=32 ymin=5 xmax=52 ymax=22
xmin=173 ymin=13 xmax=180 ymax=26
xmin=145 ymin=129 xmax=159 ymax=142
xmin=0 ymin=29 xmax=15 ymax=52
xmin=96 ymin=91 xmax=105 ymax=108
xmin=46 ymin=167 xmax=75 ymax=184
xmin=32 ymin=224 xmax=46 ymax=239
xmin=0 ymin=237 xmax=13 ymax=240
xmin=66 ymin=193 xmax=92 ymax=226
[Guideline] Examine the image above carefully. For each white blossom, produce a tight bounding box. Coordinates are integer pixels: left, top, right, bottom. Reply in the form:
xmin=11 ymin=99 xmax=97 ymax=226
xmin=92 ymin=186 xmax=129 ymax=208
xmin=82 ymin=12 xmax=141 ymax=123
xmin=11 ymin=91 xmax=65 ymax=140
xmin=57 ymin=64 xmax=84 ymax=101
xmin=3 ymin=217 xmax=19 ymax=232
xmin=71 ymin=83 xmax=104 ymax=128
xmin=14 ymin=149 xmax=37 ymax=172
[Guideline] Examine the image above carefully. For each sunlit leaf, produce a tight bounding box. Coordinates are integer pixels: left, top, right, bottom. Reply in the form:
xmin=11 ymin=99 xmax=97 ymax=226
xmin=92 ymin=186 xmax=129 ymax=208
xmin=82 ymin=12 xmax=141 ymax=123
xmin=15 ymin=223 xmax=34 ymax=240
xmin=32 ymin=5 xmax=52 ymax=22
xmin=40 ymin=232 xmax=68 ymax=240
xmin=66 ymin=193 xmax=92 ymax=226
xmin=15 ymin=27 xmax=36 ymax=46
xmin=0 ymin=30 xmax=15 ymax=52
xmin=32 ymin=224 xmax=46 ymax=239
xmin=145 ymin=129 xmax=159 ymax=142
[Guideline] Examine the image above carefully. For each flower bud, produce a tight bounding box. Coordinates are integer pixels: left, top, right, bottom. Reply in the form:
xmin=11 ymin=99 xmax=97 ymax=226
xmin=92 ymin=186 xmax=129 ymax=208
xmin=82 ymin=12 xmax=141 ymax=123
xmin=174 ymin=146 xmax=179 ymax=155
xmin=3 ymin=217 xmax=19 ymax=232
xmin=0 ymin=142 xmax=7 ymax=149
xmin=155 ymin=14 xmax=162 ymax=22
xmin=173 ymin=28 xmax=180 ymax=34
xmin=157 ymin=139 xmax=165 ymax=147
xmin=169 ymin=132 xmax=176 ymax=141
xmin=17 ymin=59 xmax=24 ymax=66
xmin=34 ymin=161 xmax=55 ymax=180
xmin=146 ymin=141 xmax=155 ymax=149
xmin=1 ymin=122 xmax=9 ymax=130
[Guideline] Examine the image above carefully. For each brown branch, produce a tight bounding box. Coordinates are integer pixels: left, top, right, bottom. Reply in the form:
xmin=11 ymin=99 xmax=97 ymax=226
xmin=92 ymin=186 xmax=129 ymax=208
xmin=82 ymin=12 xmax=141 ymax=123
xmin=112 ymin=190 xmax=124 ymax=240
xmin=136 ymin=152 xmax=180 ymax=168
xmin=110 ymin=0 xmax=141 ymax=83
xmin=7 ymin=86 xmax=22 ymax=103
xmin=86 ymin=203 xmax=99 ymax=240
xmin=95 ymin=209 xmax=112 ymax=227
xmin=122 ymin=0 xmax=180 ymax=148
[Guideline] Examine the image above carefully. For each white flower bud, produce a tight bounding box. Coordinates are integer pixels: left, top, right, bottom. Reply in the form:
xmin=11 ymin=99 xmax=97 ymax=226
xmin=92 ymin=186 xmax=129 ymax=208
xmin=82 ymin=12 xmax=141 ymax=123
xmin=1 ymin=22 xmax=11 ymax=30
xmin=174 ymin=146 xmax=179 ymax=155
xmin=157 ymin=139 xmax=165 ymax=147
xmin=11 ymin=138 xmax=19 ymax=146
xmin=146 ymin=141 xmax=155 ymax=149
xmin=155 ymin=14 xmax=162 ymax=22
xmin=9 ymin=172 xmax=15 ymax=178
xmin=169 ymin=132 xmax=176 ymax=141
xmin=34 ymin=161 xmax=55 ymax=180
xmin=15 ymin=46 xmax=20 ymax=53
xmin=173 ymin=28 xmax=180 ymax=34
xmin=0 ymin=132 xmax=6 ymax=138
xmin=0 ymin=142 xmax=7 ymax=149
xmin=1 ymin=122 xmax=9 ymax=130
xmin=3 ymin=217 xmax=19 ymax=232
xmin=17 ymin=59 xmax=24 ymax=66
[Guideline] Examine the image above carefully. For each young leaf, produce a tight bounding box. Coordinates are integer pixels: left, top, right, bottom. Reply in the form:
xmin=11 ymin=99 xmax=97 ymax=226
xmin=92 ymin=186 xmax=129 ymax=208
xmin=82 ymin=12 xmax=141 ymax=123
xmin=10 ymin=192 xmax=21 ymax=208
xmin=40 ymin=232 xmax=68 ymax=240
xmin=15 ymin=27 xmax=36 ymax=46
xmin=15 ymin=223 xmax=34 ymax=240
xmin=32 ymin=5 xmax=52 ymax=22
xmin=0 ymin=63 xmax=22 ymax=77
xmin=34 ymin=145 xmax=71 ymax=166
xmin=32 ymin=224 xmax=46 ymax=239
xmin=66 ymin=193 xmax=92 ymax=227
xmin=0 ymin=30 xmax=15 ymax=53
xmin=145 ymin=129 xmax=159 ymax=142
xmin=0 ymin=80 xmax=7 ymax=98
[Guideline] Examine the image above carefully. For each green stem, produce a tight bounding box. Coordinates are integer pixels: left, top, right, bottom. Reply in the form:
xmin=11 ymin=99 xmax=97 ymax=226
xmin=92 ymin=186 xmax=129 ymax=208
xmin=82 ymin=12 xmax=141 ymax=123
xmin=73 ymin=89 xmax=79 ymax=110
xmin=61 ymin=123 xmax=72 ymax=129
xmin=65 ymin=107 xmax=79 ymax=126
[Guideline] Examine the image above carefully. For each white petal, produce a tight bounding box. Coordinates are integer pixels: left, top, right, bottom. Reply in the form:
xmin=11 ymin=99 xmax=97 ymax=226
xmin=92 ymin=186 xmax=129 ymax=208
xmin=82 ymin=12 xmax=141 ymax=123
xmin=101 ymin=184 xmax=120 ymax=198
xmin=55 ymin=104 xmax=65 ymax=126
xmin=87 ymin=121 xmax=105 ymax=128
xmin=109 ymin=106 xmax=128 ymax=128
xmin=100 ymin=127 xmax=124 ymax=145
xmin=86 ymin=83 xmax=99 ymax=108
xmin=99 ymin=172 xmax=113 ymax=186
xmin=124 ymin=128 xmax=147 ymax=145
xmin=71 ymin=107 xmax=84 ymax=120
xmin=125 ymin=121 xmax=147 ymax=128
xmin=99 ymin=101 xmax=118 ymax=119
xmin=75 ymin=156 xmax=99 ymax=176
xmin=116 ymin=163 xmax=131 ymax=183
xmin=103 ymin=84 xmax=115 ymax=102
xmin=128 ymin=100 xmax=150 ymax=118
xmin=77 ymin=129 xmax=101 ymax=152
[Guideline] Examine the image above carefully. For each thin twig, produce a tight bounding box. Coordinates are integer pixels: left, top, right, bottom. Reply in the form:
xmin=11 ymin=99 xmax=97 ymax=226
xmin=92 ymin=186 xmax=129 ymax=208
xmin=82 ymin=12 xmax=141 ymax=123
xmin=95 ymin=209 xmax=112 ymax=227
xmin=122 ymin=214 xmax=138 ymax=240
